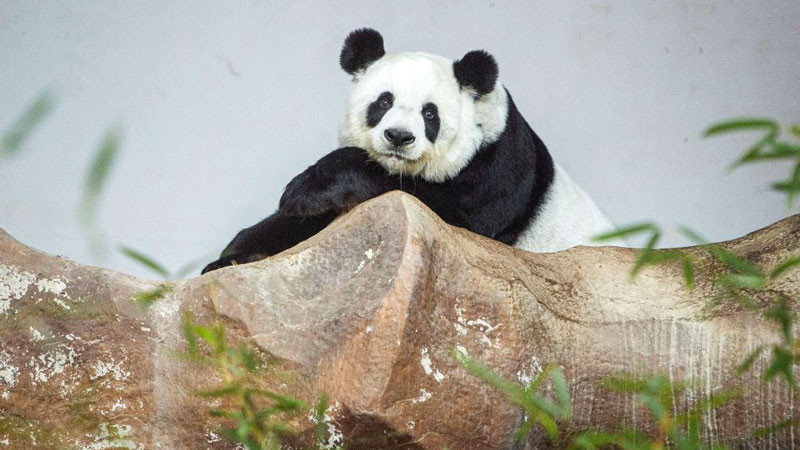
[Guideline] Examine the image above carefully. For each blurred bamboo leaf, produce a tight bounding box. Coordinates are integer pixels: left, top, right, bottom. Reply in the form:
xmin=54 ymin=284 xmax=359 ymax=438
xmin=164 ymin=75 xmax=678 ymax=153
xmin=312 ymin=395 xmax=330 ymax=445
xmin=1 ymin=91 xmax=56 ymax=159
xmin=592 ymin=222 xmax=658 ymax=242
xmin=705 ymin=119 xmax=800 ymax=210
xmin=178 ymin=310 xmax=311 ymax=450
xmin=754 ymin=417 xmax=799 ymax=438
xmin=763 ymin=296 xmax=794 ymax=345
xmin=682 ymin=256 xmax=696 ymax=290
xmin=132 ymin=284 xmax=172 ymax=310
xmin=453 ymin=348 xmax=570 ymax=444
xmin=591 ymin=374 xmax=734 ymax=450
xmin=770 ymin=256 xmax=800 ymax=280
xmin=79 ymin=127 xmax=122 ymax=227
xmin=631 ymin=230 xmax=662 ymax=276
xmin=773 ymin=163 xmax=800 ymax=209
xmin=722 ymin=273 xmax=766 ymax=290
xmin=119 ymin=245 xmax=170 ymax=278
xmin=764 ymin=346 xmax=796 ymax=388
xmin=681 ymin=226 xmax=764 ymax=279
xmin=736 ymin=346 xmax=765 ymax=375
xmin=173 ymin=259 xmax=202 ymax=279
xmin=703 ymin=118 xmax=778 ymax=137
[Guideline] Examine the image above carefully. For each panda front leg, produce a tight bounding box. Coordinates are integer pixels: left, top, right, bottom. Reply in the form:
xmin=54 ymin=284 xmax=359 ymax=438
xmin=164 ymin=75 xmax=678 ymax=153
xmin=279 ymin=146 xmax=397 ymax=216
xmin=280 ymin=146 xmax=472 ymax=232
xmin=201 ymin=211 xmax=338 ymax=274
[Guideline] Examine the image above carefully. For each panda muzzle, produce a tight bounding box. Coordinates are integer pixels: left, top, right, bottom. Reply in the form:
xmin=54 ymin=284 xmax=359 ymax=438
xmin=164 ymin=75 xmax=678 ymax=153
xmin=384 ymin=128 xmax=416 ymax=147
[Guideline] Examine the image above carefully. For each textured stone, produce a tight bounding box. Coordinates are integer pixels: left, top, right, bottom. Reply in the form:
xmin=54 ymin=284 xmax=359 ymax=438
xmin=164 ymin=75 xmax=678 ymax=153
xmin=0 ymin=191 xmax=799 ymax=449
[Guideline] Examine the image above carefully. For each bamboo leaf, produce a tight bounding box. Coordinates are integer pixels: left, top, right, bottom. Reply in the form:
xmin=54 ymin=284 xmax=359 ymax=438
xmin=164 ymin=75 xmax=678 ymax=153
xmin=514 ymin=416 xmax=536 ymax=442
xmin=769 ymin=142 xmax=800 ymax=157
xmin=736 ymin=346 xmax=764 ymax=375
xmin=79 ymin=127 xmax=122 ymax=226
xmin=132 ymin=285 xmax=172 ymax=309
xmin=764 ymin=296 xmax=793 ymax=345
xmin=705 ymin=245 xmax=763 ymax=277
xmin=678 ymin=226 xmax=707 ymax=245
xmin=722 ymin=273 xmax=766 ymax=290
xmin=196 ymin=384 xmax=241 ymax=397
xmin=771 ymin=256 xmax=800 ymax=280
xmin=703 ymin=118 xmax=778 ymax=137
xmin=631 ymin=231 xmax=661 ymax=276
xmin=550 ymin=368 xmax=571 ymax=417
xmin=764 ymin=346 xmax=796 ymax=388
xmin=754 ymin=417 xmax=799 ymax=438
xmin=119 ymin=245 xmax=170 ymax=278
xmin=592 ymin=223 xmax=657 ymax=242
xmin=682 ymin=256 xmax=695 ymax=290
xmin=774 ymin=163 xmax=800 ymax=209
xmin=173 ymin=259 xmax=202 ymax=279
xmin=1 ymin=91 xmax=56 ymax=158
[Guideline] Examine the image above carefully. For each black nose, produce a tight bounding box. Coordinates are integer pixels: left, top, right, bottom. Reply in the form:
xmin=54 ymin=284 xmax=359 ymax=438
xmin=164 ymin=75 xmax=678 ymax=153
xmin=384 ymin=128 xmax=415 ymax=147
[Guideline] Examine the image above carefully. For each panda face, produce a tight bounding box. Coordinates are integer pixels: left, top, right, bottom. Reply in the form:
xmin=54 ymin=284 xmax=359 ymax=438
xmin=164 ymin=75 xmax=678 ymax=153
xmin=337 ymin=30 xmax=509 ymax=182
xmin=339 ymin=53 xmax=459 ymax=180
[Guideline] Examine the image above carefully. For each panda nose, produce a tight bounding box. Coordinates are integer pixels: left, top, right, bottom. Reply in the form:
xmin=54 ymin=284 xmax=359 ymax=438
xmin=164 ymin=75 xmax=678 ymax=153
xmin=384 ymin=128 xmax=416 ymax=147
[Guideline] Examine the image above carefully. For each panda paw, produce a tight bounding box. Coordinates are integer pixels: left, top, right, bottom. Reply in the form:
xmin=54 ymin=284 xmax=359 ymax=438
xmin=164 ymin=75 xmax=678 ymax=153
xmin=201 ymin=253 xmax=265 ymax=274
xmin=279 ymin=170 xmax=340 ymax=216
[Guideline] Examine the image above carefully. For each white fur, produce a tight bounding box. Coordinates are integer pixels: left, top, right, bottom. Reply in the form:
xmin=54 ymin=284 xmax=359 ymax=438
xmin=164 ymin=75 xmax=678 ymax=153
xmin=339 ymin=50 xmax=622 ymax=251
xmin=515 ymin=165 xmax=625 ymax=251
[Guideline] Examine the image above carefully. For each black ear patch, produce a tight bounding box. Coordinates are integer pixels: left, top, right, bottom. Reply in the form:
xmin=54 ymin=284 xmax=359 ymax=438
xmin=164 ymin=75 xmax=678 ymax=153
xmin=453 ymin=50 xmax=499 ymax=97
xmin=340 ymin=28 xmax=386 ymax=75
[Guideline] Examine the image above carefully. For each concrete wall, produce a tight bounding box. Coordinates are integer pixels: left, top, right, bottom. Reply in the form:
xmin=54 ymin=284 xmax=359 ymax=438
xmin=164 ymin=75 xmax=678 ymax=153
xmin=1 ymin=1 xmax=799 ymax=278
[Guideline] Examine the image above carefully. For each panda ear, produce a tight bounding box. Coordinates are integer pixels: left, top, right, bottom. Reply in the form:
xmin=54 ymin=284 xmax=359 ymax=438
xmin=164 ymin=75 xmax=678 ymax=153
xmin=340 ymin=28 xmax=386 ymax=75
xmin=453 ymin=50 xmax=499 ymax=97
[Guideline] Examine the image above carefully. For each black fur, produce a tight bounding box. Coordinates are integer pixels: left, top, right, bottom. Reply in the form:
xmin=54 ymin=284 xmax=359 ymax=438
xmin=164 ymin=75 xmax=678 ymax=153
xmin=201 ymin=212 xmax=338 ymax=274
xmin=202 ymin=92 xmax=554 ymax=274
xmin=340 ymin=28 xmax=385 ymax=75
xmin=366 ymin=92 xmax=393 ymax=127
xmin=453 ymin=50 xmax=498 ymax=97
xmin=422 ymin=103 xmax=440 ymax=143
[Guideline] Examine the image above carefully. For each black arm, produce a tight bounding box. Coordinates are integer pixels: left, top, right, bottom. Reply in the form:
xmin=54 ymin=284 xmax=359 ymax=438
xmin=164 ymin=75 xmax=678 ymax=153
xmin=279 ymin=147 xmax=397 ymax=216
xmin=280 ymin=146 xmax=469 ymax=227
xmin=203 ymin=147 xmax=469 ymax=274
xmin=201 ymin=211 xmax=338 ymax=274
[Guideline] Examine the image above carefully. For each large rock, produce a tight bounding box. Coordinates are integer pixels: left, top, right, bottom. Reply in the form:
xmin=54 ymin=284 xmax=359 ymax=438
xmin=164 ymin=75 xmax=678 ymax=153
xmin=0 ymin=191 xmax=798 ymax=449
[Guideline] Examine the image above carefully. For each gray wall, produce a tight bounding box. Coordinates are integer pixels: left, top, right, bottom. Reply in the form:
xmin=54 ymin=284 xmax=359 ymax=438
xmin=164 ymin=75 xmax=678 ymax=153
xmin=1 ymin=1 xmax=799 ymax=278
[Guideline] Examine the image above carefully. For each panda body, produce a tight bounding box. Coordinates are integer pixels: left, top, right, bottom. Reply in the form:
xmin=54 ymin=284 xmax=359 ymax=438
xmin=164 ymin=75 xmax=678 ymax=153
xmin=201 ymin=29 xmax=621 ymax=274
xmin=516 ymin=164 xmax=617 ymax=252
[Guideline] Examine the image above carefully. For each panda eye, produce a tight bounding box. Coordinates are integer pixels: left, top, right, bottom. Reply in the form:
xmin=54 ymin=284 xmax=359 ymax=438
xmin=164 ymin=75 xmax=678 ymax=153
xmin=380 ymin=98 xmax=392 ymax=109
xmin=423 ymin=109 xmax=436 ymax=120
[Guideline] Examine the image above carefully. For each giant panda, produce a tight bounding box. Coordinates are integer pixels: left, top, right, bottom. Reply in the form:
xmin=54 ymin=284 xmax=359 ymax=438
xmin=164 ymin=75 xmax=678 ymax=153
xmin=202 ymin=28 xmax=621 ymax=274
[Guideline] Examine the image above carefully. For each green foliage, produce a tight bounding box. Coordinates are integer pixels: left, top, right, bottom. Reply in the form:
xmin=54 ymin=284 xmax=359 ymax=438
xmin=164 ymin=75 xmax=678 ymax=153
xmin=704 ymin=118 xmax=800 ymax=208
xmin=0 ymin=90 xmax=55 ymax=159
xmin=572 ymin=374 xmax=735 ymax=450
xmin=120 ymin=246 xmax=199 ymax=309
xmin=119 ymin=245 xmax=171 ymax=278
xmin=180 ymin=312 xmax=306 ymax=450
xmin=131 ymin=284 xmax=172 ymax=310
xmin=175 ymin=281 xmax=341 ymax=450
xmin=453 ymin=349 xmax=570 ymax=444
xmin=79 ymin=127 xmax=122 ymax=227
xmin=593 ymin=118 xmax=800 ymax=444
xmin=593 ymin=223 xmax=697 ymax=289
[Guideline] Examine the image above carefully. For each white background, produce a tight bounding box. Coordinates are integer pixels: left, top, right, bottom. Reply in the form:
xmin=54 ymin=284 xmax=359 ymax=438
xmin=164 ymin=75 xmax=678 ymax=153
xmin=1 ymin=1 xmax=799 ymax=279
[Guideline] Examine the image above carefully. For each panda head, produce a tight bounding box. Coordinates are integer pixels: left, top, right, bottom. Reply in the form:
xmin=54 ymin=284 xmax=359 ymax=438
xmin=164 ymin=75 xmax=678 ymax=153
xmin=338 ymin=28 xmax=509 ymax=182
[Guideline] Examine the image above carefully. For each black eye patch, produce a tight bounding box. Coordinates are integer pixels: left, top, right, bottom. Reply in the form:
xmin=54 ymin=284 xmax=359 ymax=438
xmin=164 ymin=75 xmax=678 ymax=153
xmin=366 ymin=91 xmax=393 ymax=127
xmin=422 ymin=103 xmax=440 ymax=143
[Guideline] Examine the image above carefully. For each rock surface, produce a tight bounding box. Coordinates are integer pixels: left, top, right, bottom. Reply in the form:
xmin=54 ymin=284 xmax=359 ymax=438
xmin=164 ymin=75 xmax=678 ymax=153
xmin=1 ymin=191 xmax=799 ymax=449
